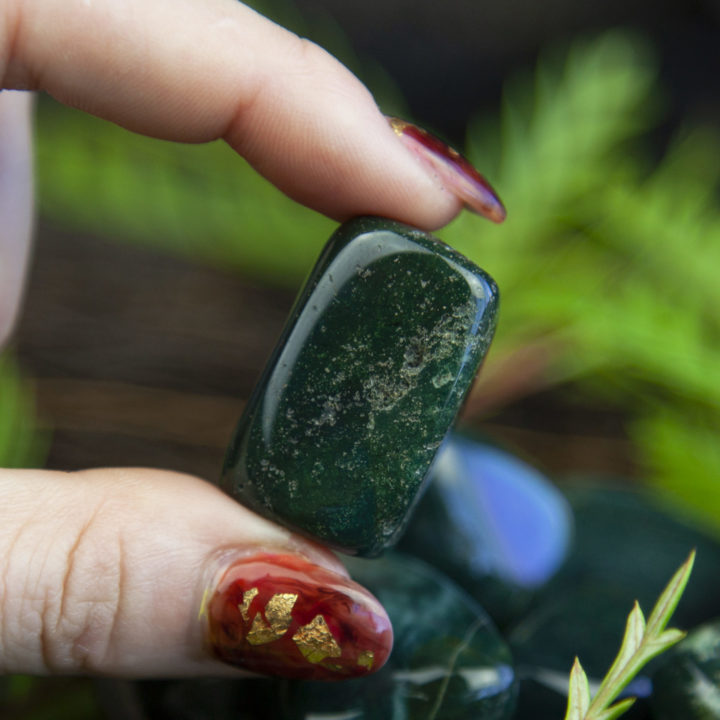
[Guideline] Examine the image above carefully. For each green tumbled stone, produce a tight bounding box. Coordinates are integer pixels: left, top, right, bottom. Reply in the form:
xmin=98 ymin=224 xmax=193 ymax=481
xmin=221 ymin=216 xmax=498 ymax=556
xmin=277 ymin=553 xmax=518 ymax=720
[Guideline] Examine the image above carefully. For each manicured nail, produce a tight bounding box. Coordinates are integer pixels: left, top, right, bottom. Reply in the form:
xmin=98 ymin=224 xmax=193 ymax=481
xmin=389 ymin=117 xmax=506 ymax=223
xmin=205 ymin=553 xmax=393 ymax=680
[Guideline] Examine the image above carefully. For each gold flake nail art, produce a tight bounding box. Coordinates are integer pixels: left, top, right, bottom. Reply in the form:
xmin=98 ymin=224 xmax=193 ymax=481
xmin=247 ymin=613 xmax=278 ymax=645
xmin=246 ymin=592 xmax=298 ymax=645
xmin=292 ymin=614 xmax=342 ymax=663
xmin=208 ymin=555 xmax=393 ymax=679
xmin=357 ymin=650 xmax=374 ymax=670
xmin=239 ymin=587 xmax=259 ymax=622
xmin=264 ymin=593 xmax=298 ymax=634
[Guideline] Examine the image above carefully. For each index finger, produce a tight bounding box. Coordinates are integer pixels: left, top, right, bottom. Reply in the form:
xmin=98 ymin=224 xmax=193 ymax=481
xmin=1 ymin=0 xmax=462 ymax=227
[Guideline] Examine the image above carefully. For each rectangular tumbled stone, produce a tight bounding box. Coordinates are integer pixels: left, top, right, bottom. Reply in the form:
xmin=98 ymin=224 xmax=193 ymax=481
xmin=221 ymin=216 xmax=499 ymax=556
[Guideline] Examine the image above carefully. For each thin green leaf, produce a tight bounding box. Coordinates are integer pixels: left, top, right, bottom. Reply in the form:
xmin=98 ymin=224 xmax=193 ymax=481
xmin=564 ymin=658 xmax=591 ymax=720
xmin=596 ymin=601 xmax=645 ymax=696
xmin=646 ymin=550 xmax=696 ymax=635
xmin=563 ymin=553 xmax=694 ymax=720
xmin=642 ymin=629 xmax=687 ymax=660
xmin=595 ymin=698 xmax=636 ymax=720
xmin=657 ymin=628 xmax=687 ymax=646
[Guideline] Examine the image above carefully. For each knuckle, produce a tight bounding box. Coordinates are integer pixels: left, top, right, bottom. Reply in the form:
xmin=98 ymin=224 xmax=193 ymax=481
xmin=277 ymin=33 xmax=368 ymax=105
xmin=40 ymin=503 xmax=124 ymax=673
xmin=0 ymin=471 xmax=133 ymax=675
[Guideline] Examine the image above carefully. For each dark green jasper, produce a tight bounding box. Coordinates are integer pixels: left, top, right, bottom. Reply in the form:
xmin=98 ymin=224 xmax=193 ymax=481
xmin=221 ymin=216 xmax=499 ymax=556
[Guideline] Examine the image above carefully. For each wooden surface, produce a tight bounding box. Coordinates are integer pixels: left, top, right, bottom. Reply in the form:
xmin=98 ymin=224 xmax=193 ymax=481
xmin=14 ymin=222 xmax=636 ymax=481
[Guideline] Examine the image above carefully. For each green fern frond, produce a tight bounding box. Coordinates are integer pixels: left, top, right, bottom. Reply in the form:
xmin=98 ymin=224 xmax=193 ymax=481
xmin=37 ymin=110 xmax=333 ymax=284
xmin=633 ymin=412 xmax=720 ymax=537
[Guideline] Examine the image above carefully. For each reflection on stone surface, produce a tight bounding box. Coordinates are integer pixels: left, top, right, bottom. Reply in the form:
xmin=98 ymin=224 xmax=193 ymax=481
xmin=277 ymin=553 xmax=518 ymax=719
xmin=221 ymin=217 xmax=498 ymax=557
xmin=399 ymin=433 xmax=572 ymax=624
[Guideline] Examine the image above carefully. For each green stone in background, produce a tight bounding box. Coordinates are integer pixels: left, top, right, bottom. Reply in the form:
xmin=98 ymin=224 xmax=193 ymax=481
xmin=277 ymin=553 xmax=517 ymax=719
xmin=651 ymin=619 xmax=720 ymax=720
xmin=221 ymin=217 xmax=499 ymax=556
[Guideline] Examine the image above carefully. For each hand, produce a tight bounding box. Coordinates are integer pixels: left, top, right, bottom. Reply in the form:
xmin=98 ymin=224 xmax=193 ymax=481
xmin=0 ymin=0 xmax=500 ymax=679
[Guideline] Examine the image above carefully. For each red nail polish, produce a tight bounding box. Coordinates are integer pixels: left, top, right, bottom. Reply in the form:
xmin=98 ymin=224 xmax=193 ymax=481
xmin=206 ymin=554 xmax=393 ymax=680
xmin=389 ymin=117 xmax=507 ymax=223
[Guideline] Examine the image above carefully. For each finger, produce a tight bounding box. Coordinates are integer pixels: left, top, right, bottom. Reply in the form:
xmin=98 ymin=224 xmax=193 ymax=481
xmin=0 ymin=90 xmax=33 ymax=350
xmin=0 ymin=468 xmax=392 ymax=679
xmin=1 ymin=0 xmax=468 ymax=228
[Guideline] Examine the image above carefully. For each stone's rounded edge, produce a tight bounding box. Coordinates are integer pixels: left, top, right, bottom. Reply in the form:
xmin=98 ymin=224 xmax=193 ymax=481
xmin=334 ymin=216 xmax=500 ymax=311
xmin=219 ymin=216 xmax=426 ymax=510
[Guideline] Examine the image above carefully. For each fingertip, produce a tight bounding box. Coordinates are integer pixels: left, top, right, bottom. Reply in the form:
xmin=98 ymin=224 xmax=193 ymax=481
xmin=221 ymin=34 xmax=464 ymax=230
xmin=6 ymin=0 xmax=471 ymax=232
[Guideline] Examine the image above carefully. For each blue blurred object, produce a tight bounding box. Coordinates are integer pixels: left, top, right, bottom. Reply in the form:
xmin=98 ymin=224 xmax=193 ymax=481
xmin=435 ymin=434 xmax=572 ymax=587
xmin=398 ymin=432 xmax=573 ymax=624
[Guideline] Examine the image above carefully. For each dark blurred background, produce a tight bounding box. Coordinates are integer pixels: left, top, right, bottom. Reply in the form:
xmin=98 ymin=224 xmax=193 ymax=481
xmin=2 ymin=0 xmax=720 ymax=716
xmin=295 ymin=0 xmax=720 ymax=145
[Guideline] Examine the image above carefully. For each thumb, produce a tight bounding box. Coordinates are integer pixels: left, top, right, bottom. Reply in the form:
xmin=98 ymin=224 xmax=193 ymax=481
xmin=0 ymin=468 xmax=392 ymax=679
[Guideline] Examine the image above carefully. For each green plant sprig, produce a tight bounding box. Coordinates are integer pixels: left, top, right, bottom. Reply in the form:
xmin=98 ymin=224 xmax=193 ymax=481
xmin=563 ymin=550 xmax=695 ymax=720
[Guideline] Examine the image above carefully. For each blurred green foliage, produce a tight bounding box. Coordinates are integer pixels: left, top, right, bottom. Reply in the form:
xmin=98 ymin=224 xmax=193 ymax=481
xmin=0 ymin=354 xmax=43 ymax=468
xmin=34 ymin=22 xmax=720 ymax=536
xmin=0 ymin=675 xmax=101 ymax=720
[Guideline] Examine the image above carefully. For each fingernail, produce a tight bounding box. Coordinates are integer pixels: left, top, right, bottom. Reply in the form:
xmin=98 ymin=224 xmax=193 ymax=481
xmin=389 ymin=117 xmax=506 ymax=223
xmin=205 ymin=553 xmax=393 ymax=680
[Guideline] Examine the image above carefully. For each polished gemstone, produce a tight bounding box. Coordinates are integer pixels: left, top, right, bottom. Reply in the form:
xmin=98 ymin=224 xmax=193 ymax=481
xmin=651 ymin=620 xmax=720 ymax=720
xmin=221 ymin=216 xmax=499 ymax=556
xmin=276 ymin=553 xmax=518 ymax=719
xmin=398 ymin=432 xmax=572 ymax=625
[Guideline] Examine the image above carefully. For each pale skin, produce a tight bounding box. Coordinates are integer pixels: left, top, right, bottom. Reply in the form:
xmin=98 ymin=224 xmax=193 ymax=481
xmin=0 ymin=0 xmax=465 ymax=677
